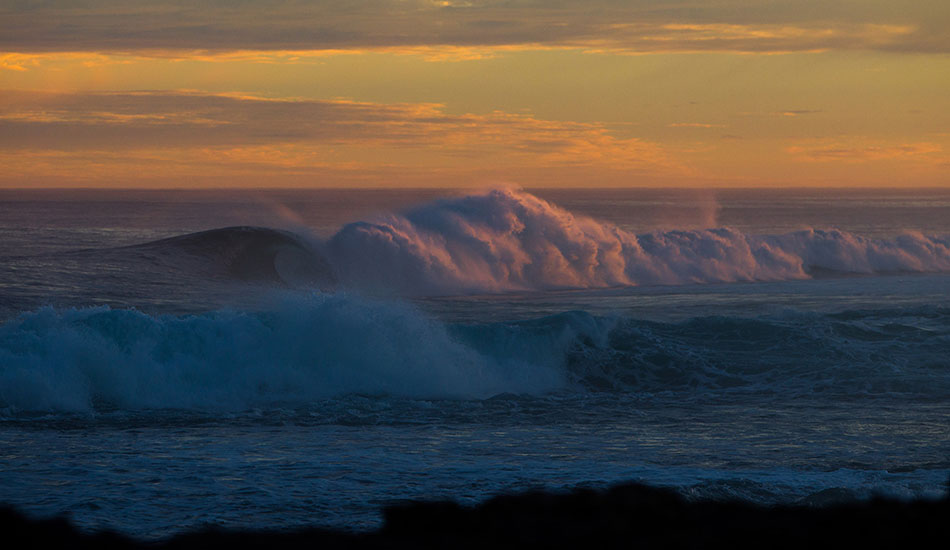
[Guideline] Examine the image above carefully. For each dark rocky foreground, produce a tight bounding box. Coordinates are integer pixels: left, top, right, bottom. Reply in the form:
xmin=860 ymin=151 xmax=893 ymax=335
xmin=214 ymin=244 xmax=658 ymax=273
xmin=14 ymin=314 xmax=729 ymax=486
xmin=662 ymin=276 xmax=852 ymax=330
xmin=4 ymin=483 xmax=948 ymax=549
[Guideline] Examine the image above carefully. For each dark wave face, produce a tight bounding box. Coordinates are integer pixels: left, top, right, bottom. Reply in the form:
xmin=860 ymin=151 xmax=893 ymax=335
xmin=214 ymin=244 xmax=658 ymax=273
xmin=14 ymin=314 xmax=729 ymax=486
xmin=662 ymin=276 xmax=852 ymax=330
xmin=119 ymin=226 xmax=337 ymax=287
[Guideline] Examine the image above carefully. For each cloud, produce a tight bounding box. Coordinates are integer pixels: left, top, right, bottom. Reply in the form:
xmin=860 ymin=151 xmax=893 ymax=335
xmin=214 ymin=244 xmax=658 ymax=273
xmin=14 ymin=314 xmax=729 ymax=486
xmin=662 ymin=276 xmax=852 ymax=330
xmin=778 ymin=110 xmax=822 ymax=117
xmin=0 ymin=90 xmax=667 ymax=160
xmin=0 ymin=89 xmax=682 ymax=186
xmin=0 ymin=1 xmax=946 ymax=56
xmin=668 ymin=123 xmax=725 ymax=128
xmin=581 ymin=22 xmax=917 ymax=55
xmin=0 ymin=51 xmax=131 ymax=71
xmin=787 ymin=141 xmax=944 ymax=162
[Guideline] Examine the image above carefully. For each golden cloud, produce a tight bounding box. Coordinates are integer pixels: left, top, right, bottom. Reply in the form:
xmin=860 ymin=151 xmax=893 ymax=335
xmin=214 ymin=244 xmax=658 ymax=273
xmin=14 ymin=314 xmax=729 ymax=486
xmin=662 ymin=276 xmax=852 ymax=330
xmin=787 ymin=141 xmax=944 ymax=163
xmin=0 ymin=89 xmax=684 ymax=187
xmin=1 ymin=1 xmax=943 ymax=56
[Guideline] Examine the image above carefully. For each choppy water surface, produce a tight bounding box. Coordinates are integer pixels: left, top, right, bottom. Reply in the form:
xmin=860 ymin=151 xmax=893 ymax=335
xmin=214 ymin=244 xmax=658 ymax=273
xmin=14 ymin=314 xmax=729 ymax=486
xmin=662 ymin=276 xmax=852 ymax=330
xmin=1 ymin=188 xmax=948 ymax=537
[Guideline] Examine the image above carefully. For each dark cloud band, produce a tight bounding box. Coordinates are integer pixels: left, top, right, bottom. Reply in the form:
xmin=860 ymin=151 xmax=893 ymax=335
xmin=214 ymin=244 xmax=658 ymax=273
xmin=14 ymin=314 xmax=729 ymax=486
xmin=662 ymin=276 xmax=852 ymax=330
xmin=1 ymin=1 xmax=946 ymax=54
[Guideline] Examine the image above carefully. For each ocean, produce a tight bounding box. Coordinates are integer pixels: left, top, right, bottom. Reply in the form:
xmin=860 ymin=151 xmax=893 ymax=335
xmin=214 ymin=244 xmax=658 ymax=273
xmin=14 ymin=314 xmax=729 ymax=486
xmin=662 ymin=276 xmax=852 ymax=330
xmin=1 ymin=187 xmax=948 ymax=538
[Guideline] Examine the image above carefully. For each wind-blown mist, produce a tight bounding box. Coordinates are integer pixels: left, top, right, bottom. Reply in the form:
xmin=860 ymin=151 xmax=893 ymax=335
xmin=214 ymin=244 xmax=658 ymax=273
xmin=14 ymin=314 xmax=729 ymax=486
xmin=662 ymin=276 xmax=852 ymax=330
xmin=0 ymin=296 xmax=571 ymax=412
xmin=326 ymin=189 xmax=950 ymax=294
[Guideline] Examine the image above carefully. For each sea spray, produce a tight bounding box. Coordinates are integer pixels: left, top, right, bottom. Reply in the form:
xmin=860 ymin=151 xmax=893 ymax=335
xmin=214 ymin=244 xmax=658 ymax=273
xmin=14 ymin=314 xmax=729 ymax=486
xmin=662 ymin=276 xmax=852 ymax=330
xmin=3 ymin=295 xmax=948 ymax=414
xmin=325 ymin=189 xmax=950 ymax=295
xmin=0 ymin=295 xmax=573 ymax=413
xmin=62 ymin=189 xmax=950 ymax=296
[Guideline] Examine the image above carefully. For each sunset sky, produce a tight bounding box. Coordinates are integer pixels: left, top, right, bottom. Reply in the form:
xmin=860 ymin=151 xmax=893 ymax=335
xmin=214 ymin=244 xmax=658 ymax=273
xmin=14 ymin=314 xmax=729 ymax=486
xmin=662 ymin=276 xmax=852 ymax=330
xmin=1 ymin=1 xmax=948 ymax=188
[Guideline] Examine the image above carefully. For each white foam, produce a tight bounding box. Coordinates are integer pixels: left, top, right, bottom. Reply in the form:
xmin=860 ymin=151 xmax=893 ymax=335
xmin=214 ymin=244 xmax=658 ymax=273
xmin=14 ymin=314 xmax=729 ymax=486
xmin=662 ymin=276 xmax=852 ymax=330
xmin=325 ymin=189 xmax=950 ymax=295
xmin=0 ymin=296 xmax=570 ymax=413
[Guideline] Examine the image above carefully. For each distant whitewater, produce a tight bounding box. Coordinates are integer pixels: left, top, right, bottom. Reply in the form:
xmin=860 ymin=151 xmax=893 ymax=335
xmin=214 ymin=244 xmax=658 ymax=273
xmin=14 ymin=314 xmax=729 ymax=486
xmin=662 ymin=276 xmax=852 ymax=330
xmin=327 ymin=189 xmax=950 ymax=293
xmin=84 ymin=188 xmax=950 ymax=296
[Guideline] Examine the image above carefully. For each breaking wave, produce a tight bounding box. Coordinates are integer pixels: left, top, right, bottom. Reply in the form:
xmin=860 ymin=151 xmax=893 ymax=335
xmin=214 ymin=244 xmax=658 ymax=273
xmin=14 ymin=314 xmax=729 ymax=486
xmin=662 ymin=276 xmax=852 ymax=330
xmin=0 ymin=296 xmax=566 ymax=413
xmin=89 ymin=189 xmax=950 ymax=295
xmin=326 ymin=189 xmax=950 ymax=294
xmin=2 ymin=296 xmax=948 ymax=414
xmin=122 ymin=226 xmax=337 ymax=287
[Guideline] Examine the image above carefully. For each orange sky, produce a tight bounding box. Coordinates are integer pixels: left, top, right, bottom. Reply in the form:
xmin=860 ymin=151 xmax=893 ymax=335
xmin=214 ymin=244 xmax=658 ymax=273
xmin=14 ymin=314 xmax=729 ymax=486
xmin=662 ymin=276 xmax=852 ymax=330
xmin=1 ymin=1 xmax=948 ymax=188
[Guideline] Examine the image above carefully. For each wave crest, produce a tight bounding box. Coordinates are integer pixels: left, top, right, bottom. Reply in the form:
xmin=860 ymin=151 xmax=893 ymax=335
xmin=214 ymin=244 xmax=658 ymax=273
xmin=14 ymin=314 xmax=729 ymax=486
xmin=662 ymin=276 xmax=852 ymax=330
xmin=126 ymin=226 xmax=336 ymax=287
xmin=2 ymin=299 xmax=948 ymax=414
xmin=326 ymin=189 xmax=950 ymax=295
xmin=85 ymin=189 xmax=950 ymax=296
xmin=0 ymin=297 xmax=568 ymax=413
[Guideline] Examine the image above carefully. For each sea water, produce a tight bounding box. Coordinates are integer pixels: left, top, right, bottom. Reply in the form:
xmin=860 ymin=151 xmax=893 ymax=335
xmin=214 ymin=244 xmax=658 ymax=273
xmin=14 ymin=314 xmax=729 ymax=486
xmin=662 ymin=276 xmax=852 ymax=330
xmin=1 ymin=187 xmax=948 ymax=537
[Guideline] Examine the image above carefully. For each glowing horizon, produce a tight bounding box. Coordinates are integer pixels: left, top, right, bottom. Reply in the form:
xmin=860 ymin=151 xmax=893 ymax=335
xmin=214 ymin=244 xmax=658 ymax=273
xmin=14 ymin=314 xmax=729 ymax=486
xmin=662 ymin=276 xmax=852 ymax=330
xmin=1 ymin=1 xmax=948 ymax=188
